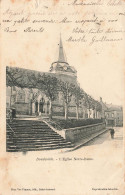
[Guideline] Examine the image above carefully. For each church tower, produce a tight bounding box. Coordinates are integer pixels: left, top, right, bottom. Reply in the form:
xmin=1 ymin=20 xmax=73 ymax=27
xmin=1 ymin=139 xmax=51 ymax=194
xmin=49 ymin=35 xmax=77 ymax=83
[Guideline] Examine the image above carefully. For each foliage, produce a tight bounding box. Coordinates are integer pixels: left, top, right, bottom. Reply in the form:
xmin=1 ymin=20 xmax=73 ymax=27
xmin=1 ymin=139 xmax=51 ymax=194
xmin=6 ymin=66 xmax=58 ymax=101
xmin=72 ymin=86 xmax=83 ymax=106
xmin=53 ymin=118 xmax=103 ymax=129
xmin=59 ymin=81 xmax=75 ymax=104
xmin=40 ymin=74 xmax=58 ymax=101
xmin=6 ymin=66 xmax=44 ymax=89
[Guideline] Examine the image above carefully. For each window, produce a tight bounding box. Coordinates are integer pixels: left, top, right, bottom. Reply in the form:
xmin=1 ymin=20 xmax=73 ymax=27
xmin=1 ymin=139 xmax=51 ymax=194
xmin=112 ymin=113 xmax=114 ymax=118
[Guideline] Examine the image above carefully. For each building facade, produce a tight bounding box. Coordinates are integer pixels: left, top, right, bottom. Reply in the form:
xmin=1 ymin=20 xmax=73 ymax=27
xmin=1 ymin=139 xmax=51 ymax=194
xmin=100 ymin=98 xmax=123 ymax=126
xmin=104 ymin=105 xmax=123 ymax=127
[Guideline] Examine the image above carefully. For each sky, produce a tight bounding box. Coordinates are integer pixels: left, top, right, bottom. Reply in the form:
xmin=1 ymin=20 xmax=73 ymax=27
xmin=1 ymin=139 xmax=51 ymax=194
xmin=2 ymin=0 xmax=125 ymax=106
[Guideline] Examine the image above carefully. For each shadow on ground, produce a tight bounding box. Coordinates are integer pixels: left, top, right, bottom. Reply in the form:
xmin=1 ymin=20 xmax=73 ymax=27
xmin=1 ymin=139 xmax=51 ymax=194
xmin=84 ymin=131 xmax=111 ymax=147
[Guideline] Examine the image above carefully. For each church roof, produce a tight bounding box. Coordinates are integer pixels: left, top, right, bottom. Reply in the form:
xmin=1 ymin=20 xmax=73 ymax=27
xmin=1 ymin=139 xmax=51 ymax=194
xmin=106 ymin=104 xmax=122 ymax=111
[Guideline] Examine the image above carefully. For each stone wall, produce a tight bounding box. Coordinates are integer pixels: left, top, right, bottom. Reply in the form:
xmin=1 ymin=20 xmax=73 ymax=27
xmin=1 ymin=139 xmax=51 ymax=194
xmin=64 ymin=123 xmax=106 ymax=143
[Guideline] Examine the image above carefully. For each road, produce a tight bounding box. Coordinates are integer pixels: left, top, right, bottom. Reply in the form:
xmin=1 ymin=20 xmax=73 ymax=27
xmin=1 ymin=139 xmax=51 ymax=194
xmin=84 ymin=127 xmax=123 ymax=148
xmin=62 ymin=127 xmax=124 ymax=195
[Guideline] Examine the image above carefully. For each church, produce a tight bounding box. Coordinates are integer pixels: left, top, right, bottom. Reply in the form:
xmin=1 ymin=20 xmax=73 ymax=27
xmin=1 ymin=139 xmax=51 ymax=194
xmin=6 ymin=37 xmax=102 ymax=119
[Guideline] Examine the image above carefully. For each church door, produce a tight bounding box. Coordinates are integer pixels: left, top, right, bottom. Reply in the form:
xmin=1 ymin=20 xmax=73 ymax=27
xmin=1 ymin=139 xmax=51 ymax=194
xmin=39 ymin=98 xmax=45 ymax=113
xmin=35 ymin=101 xmax=38 ymax=113
xmin=47 ymin=101 xmax=50 ymax=114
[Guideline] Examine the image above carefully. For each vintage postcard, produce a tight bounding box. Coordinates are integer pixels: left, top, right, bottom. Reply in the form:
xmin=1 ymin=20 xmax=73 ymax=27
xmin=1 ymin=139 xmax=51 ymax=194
xmin=0 ymin=0 xmax=125 ymax=194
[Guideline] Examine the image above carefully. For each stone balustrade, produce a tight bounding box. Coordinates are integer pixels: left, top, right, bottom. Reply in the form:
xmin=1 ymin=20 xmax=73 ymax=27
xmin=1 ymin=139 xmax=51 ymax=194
xmin=64 ymin=123 xmax=106 ymax=143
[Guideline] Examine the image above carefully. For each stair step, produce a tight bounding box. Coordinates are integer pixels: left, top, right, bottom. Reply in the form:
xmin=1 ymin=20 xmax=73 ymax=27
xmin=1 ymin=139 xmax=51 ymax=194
xmin=7 ymin=130 xmax=55 ymax=134
xmin=7 ymin=130 xmax=58 ymax=133
xmin=8 ymin=143 xmax=72 ymax=148
xmin=7 ymin=135 xmax=64 ymax=139
xmin=7 ymin=127 xmax=46 ymax=130
xmin=6 ymin=120 xmax=73 ymax=152
xmin=7 ymin=140 xmax=70 ymax=145
xmin=7 ymin=145 xmax=73 ymax=152
xmin=7 ymin=140 xmax=66 ymax=144
xmin=7 ymin=123 xmax=46 ymax=126
xmin=8 ymin=143 xmax=73 ymax=148
xmin=7 ymin=135 xmax=62 ymax=139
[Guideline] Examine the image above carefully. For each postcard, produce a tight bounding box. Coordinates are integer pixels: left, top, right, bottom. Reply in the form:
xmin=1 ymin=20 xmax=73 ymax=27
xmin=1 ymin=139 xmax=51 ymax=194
xmin=0 ymin=0 xmax=125 ymax=194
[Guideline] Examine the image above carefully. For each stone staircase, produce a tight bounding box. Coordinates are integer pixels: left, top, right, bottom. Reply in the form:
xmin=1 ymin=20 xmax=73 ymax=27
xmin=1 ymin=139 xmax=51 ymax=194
xmin=6 ymin=119 xmax=74 ymax=152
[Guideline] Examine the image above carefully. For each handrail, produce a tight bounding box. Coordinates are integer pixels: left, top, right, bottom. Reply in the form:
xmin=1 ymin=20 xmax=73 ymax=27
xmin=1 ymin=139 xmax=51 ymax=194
xmin=7 ymin=123 xmax=15 ymax=134
xmin=45 ymin=119 xmax=63 ymax=130
xmin=50 ymin=119 xmax=63 ymax=130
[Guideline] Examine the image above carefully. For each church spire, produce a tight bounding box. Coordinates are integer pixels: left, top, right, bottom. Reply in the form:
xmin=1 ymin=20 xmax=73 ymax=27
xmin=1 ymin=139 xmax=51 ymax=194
xmin=58 ymin=34 xmax=67 ymax=62
xmin=49 ymin=35 xmax=77 ymax=78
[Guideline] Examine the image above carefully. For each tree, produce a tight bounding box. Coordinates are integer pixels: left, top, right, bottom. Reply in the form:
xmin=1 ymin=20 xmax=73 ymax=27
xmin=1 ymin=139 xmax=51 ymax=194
xmin=39 ymin=74 xmax=58 ymax=119
xmin=6 ymin=66 xmax=102 ymax=120
xmin=6 ymin=66 xmax=46 ymax=89
xmin=73 ymin=86 xmax=83 ymax=120
xmin=59 ymin=81 xmax=74 ymax=120
xmin=81 ymin=92 xmax=96 ymax=119
xmin=6 ymin=66 xmax=26 ymax=88
xmin=96 ymin=101 xmax=102 ymax=118
xmin=87 ymin=95 xmax=95 ymax=118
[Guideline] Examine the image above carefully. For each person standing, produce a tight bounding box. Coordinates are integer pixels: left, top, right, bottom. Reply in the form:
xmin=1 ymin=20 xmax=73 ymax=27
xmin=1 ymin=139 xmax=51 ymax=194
xmin=12 ymin=108 xmax=16 ymax=119
xmin=9 ymin=108 xmax=12 ymax=122
xmin=110 ymin=128 xmax=115 ymax=139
